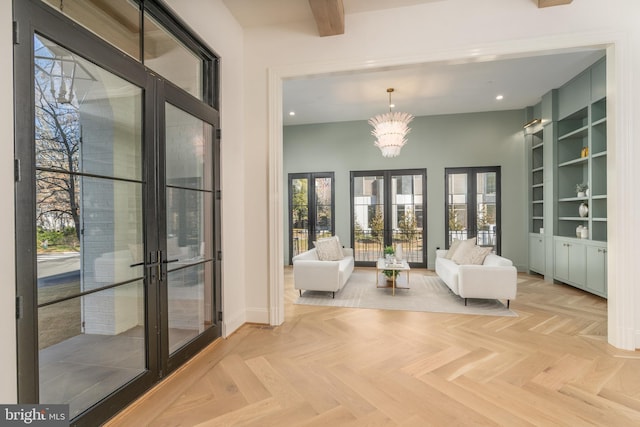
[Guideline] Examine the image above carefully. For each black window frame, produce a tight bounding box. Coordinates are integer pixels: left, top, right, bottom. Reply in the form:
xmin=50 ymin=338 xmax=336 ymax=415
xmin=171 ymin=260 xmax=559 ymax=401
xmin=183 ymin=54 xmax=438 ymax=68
xmin=444 ymin=166 xmax=502 ymax=254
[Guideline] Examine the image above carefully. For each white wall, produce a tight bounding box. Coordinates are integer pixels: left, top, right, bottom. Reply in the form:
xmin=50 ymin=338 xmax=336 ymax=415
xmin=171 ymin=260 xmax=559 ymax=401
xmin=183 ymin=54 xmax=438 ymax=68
xmin=244 ymin=0 xmax=640 ymax=349
xmin=164 ymin=0 xmax=247 ymax=335
xmin=0 ymin=0 xmax=17 ymax=404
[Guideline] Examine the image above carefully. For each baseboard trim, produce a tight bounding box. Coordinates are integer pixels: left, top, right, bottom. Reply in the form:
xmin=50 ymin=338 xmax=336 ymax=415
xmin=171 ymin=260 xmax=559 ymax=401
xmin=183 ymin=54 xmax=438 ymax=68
xmin=245 ymin=307 xmax=269 ymax=324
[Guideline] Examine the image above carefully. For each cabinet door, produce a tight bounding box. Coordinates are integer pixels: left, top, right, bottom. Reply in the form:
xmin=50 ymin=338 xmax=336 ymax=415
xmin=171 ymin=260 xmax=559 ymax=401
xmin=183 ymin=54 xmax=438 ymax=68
xmin=586 ymin=245 xmax=607 ymax=296
xmin=529 ymin=235 xmax=545 ymax=273
xmin=568 ymin=242 xmax=586 ymax=287
xmin=554 ymin=240 xmax=570 ymax=282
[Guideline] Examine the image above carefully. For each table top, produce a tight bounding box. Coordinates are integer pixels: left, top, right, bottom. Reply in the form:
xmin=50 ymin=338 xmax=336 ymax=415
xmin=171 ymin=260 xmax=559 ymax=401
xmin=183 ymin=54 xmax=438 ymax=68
xmin=376 ymin=258 xmax=410 ymax=270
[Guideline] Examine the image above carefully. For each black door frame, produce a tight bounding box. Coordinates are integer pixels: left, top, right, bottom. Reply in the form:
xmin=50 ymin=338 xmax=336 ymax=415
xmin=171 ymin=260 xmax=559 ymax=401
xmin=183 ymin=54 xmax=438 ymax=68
xmin=350 ymin=168 xmax=427 ymax=268
xmin=287 ymin=172 xmax=335 ymax=264
xmin=13 ymin=1 xmax=221 ymax=425
xmin=444 ymin=166 xmax=502 ymax=254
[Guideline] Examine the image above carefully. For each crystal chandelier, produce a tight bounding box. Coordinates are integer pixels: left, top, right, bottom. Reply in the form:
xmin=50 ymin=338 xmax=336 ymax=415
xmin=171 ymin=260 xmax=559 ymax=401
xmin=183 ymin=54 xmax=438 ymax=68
xmin=369 ymin=88 xmax=414 ymax=158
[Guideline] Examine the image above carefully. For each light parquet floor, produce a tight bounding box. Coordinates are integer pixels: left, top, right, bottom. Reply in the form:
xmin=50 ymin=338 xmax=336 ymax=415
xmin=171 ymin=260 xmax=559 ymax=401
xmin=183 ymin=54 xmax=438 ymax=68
xmin=106 ymin=268 xmax=640 ymax=426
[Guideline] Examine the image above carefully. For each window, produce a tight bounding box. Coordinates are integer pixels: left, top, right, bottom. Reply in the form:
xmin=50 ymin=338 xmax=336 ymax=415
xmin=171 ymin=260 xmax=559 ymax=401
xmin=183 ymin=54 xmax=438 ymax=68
xmin=15 ymin=1 xmax=220 ymax=425
xmin=351 ymin=169 xmax=427 ymax=267
xmin=445 ymin=167 xmax=501 ymax=254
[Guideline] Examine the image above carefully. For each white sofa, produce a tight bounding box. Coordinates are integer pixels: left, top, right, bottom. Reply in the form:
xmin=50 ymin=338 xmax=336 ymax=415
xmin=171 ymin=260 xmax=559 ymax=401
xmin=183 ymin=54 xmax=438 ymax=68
xmin=292 ymin=247 xmax=355 ymax=298
xmin=435 ymin=249 xmax=517 ymax=308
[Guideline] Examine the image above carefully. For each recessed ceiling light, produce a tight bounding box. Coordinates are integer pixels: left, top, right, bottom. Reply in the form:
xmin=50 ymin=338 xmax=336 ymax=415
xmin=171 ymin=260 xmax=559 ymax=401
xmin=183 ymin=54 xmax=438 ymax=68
xmin=389 ymin=103 xmax=395 ymax=108
xmin=289 ymin=111 xmax=296 ymax=116
xmin=496 ymin=95 xmax=504 ymax=101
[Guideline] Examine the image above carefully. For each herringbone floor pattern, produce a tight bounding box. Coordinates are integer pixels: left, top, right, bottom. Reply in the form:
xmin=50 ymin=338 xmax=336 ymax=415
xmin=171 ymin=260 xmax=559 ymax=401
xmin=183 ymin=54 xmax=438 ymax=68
xmin=107 ymin=268 xmax=640 ymax=426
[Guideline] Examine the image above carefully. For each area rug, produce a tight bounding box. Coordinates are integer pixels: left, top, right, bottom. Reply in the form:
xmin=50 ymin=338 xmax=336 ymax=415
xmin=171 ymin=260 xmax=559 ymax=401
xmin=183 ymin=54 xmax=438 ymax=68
xmin=294 ymin=270 xmax=517 ymax=317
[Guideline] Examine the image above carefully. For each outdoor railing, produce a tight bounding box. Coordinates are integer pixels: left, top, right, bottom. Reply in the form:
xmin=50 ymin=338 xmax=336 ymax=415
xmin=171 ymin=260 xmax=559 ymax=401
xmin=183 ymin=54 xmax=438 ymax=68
xmin=354 ymin=229 xmax=423 ymax=263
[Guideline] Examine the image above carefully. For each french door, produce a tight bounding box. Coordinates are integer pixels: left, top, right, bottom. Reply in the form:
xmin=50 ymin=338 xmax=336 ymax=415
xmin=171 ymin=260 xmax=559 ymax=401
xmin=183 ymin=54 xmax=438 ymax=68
xmin=288 ymin=172 xmax=335 ymax=263
xmin=445 ymin=167 xmax=501 ymax=254
xmin=14 ymin=2 xmax=221 ymax=425
xmin=351 ymin=169 xmax=427 ymax=267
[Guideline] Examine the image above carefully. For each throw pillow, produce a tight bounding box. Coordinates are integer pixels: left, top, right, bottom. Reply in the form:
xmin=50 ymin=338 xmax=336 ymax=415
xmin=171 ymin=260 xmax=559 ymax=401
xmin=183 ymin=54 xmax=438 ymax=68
xmin=450 ymin=237 xmax=477 ymax=264
xmin=314 ymin=236 xmax=344 ymax=261
xmin=453 ymin=245 xmax=492 ymax=265
xmin=445 ymin=239 xmax=463 ymax=259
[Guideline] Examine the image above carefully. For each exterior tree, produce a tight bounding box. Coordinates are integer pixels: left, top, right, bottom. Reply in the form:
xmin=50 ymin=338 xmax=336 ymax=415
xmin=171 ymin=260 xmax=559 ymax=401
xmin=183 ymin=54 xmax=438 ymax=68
xmin=370 ymin=206 xmax=384 ymax=244
xmin=34 ymin=53 xmax=81 ymax=244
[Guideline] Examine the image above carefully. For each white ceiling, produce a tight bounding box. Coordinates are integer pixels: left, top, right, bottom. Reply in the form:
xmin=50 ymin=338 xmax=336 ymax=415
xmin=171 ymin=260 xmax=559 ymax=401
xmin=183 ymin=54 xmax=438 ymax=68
xmin=223 ymin=0 xmax=606 ymax=126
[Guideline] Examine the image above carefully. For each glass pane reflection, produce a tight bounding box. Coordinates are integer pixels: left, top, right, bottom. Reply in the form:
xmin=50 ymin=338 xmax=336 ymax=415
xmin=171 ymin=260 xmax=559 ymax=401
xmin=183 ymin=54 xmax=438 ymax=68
xmin=34 ymin=34 xmax=143 ymax=181
xmin=168 ymin=262 xmax=214 ymax=354
xmin=39 ymin=281 xmax=146 ymax=419
xmin=145 ymin=16 xmax=203 ymax=100
xmin=37 ymin=175 xmax=144 ymax=305
xmin=165 ymin=103 xmax=213 ymax=191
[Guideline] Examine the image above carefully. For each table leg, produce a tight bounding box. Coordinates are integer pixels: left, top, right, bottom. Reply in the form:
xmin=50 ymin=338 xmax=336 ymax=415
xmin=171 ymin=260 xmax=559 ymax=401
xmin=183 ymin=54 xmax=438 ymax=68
xmin=392 ymin=272 xmax=396 ymax=296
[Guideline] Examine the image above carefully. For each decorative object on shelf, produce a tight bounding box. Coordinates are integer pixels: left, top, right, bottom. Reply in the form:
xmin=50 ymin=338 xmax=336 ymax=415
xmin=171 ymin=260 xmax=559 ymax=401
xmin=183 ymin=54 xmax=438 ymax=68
xmin=369 ymin=88 xmax=414 ymax=158
xmin=579 ymin=202 xmax=589 ymax=218
xmin=576 ymin=225 xmax=584 ymax=238
xmin=581 ymin=147 xmax=589 ymax=158
xmin=395 ymin=243 xmax=404 ymax=261
xmin=576 ymin=183 xmax=588 ymax=197
xmin=580 ymin=227 xmax=589 ymax=239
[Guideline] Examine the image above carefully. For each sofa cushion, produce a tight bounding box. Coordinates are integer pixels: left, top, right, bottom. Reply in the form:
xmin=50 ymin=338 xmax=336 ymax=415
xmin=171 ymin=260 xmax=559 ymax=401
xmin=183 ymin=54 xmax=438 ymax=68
xmin=454 ymin=245 xmax=492 ymax=265
xmin=314 ymin=236 xmax=344 ymax=261
xmin=450 ymin=238 xmax=477 ymax=264
xmin=445 ymin=239 xmax=463 ymax=259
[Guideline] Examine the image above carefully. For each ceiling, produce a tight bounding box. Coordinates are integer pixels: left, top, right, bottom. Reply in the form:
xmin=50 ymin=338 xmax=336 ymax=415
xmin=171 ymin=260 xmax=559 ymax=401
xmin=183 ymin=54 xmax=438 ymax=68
xmin=222 ymin=0 xmax=604 ymax=126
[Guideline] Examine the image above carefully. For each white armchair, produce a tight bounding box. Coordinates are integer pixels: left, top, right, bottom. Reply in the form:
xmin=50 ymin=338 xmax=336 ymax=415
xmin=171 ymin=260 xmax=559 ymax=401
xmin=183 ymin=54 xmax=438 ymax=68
xmin=292 ymin=247 xmax=354 ymax=298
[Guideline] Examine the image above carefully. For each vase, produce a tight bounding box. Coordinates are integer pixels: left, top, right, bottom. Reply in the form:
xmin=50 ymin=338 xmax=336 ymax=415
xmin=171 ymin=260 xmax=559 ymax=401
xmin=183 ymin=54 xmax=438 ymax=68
xmin=576 ymin=225 xmax=583 ymax=238
xmin=577 ymin=191 xmax=585 ymax=198
xmin=581 ymin=227 xmax=589 ymax=239
xmin=579 ymin=202 xmax=589 ymax=218
xmin=395 ymin=243 xmax=403 ymax=261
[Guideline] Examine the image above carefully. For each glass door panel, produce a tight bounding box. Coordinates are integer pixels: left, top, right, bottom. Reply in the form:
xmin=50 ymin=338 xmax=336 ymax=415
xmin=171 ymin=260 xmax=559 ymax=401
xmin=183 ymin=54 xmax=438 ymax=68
xmin=476 ymin=171 xmax=498 ymax=249
xmin=352 ymin=174 xmax=385 ymax=263
xmin=314 ymin=176 xmax=333 ymax=241
xmin=445 ymin=167 xmax=501 ymax=253
xmin=164 ymin=103 xmax=215 ymax=356
xmin=290 ymin=177 xmax=309 ymax=257
xmin=447 ymin=173 xmax=469 ymax=245
xmin=34 ymin=35 xmax=146 ymax=419
xmin=391 ymin=173 xmax=424 ymax=263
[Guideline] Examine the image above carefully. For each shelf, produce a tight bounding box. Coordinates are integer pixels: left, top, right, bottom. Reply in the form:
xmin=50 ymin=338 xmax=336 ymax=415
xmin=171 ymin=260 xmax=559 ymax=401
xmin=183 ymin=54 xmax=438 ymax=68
xmin=592 ymin=217 xmax=608 ymax=222
xmin=559 ymin=217 xmax=590 ymax=221
xmin=558 ymin=157 xmax=588 ymax=168
xmin=591 ymin=194 xmax=607 ymax=200
xmin=592 ymin=151 xmax=607 ymax=159
xmin=558 ymin=196 xmax=588 ymax=202
xmin=592 ymin=117 xmax=607 ymax=127
xmin=532 ymin=167 xmax=543 ymax=173
xmin=532 ymin=142 xmax=544 ymax=150
xmin=558 ymin=125 xmax=588 ymax=141
xmin=532 ymin=200 xmax=543 ymax=204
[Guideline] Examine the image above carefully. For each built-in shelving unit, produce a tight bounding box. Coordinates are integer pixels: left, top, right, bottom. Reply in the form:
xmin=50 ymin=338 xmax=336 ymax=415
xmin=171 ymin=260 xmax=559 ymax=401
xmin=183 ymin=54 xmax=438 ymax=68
xmin=526 ymin=56 xmax=607 ymax=297
xmin=529 ymin=125 xmax=544 ymax=234
xmin=555 ymin=98 xmax=607 ymax=242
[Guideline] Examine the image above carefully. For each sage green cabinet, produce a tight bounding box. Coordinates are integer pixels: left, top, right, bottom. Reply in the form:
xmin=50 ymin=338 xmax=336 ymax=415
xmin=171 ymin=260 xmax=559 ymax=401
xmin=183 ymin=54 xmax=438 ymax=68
xmin=529 ymin=234 xmax=545 ymax=274
xmin=586 ymin=244 xmax=607 ymax=297
xmin=553 ymin=237 xmax=606 ymax=296
xmin=554 ymin=238 xmax=586 ymax=287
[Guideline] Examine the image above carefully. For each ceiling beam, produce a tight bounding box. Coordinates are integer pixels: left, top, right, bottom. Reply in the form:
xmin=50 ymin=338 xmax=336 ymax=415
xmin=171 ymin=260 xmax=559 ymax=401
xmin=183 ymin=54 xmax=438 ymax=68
xmin=308 ymin=0 xmax=344 ymax=37
xmin=537 ymin=0 xmax=573 ymax=7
